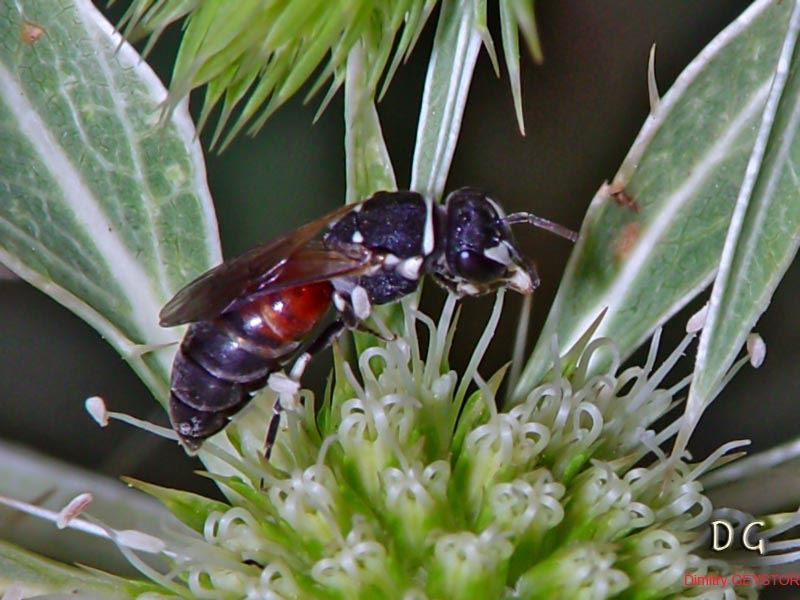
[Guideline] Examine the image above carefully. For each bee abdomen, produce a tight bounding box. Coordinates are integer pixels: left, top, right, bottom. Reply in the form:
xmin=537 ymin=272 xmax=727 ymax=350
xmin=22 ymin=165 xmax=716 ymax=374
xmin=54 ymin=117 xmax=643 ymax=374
xmin=181 ymin=321 xmax=279 ymax=384
xmin=170 ymin=348 xmax=258 ymax=413
xmin=168 ymin=322 xmax=280 ymax=448
xmin=169 ymin=391 xmax=239 ymax=451
xmin=166 ymin=284 xmax=332 ymax=449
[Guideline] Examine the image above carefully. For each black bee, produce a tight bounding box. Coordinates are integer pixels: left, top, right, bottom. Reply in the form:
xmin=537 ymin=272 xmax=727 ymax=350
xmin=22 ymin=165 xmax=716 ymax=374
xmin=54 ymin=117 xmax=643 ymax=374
xmin=159 ymin=188 xmax=576 ymax=452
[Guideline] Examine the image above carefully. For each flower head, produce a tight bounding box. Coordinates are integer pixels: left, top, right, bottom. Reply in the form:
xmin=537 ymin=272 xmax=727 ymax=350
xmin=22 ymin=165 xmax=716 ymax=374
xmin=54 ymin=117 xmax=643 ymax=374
xmin=113 ymin=293 xmax=759 ymax=598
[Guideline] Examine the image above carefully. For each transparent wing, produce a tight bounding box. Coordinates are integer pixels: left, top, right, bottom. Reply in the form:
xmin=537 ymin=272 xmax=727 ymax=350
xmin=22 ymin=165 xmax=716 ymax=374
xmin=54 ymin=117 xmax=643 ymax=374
xmin=159 ymin=203 xmax=357 ymax=326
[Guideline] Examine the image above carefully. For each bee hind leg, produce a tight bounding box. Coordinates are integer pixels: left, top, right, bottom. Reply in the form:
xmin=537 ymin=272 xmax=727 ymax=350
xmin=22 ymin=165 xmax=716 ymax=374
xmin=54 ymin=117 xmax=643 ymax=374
xmin=264 ymin=320 xmax=346 ymax=458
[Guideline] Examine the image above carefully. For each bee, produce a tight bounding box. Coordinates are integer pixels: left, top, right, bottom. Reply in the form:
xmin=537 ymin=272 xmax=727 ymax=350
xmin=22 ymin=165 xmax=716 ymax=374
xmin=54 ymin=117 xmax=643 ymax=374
xmin=159 ymin=188 xmax=576 ymax=452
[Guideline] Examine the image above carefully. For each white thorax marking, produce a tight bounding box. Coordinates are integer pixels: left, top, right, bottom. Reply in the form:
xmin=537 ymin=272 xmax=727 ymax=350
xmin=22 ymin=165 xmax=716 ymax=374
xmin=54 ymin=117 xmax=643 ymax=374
xmin=457 ymin=282 xmax=481 ymax=296
xmin=423 ymin=196 xmax=435 ymax=255
xmin=397 ymin=256 xmax=424 ymax=280
xmin=351 ymin=286 xmax=371 ymax=320
xmin=333 ymin=292 xmax=347 ymax=312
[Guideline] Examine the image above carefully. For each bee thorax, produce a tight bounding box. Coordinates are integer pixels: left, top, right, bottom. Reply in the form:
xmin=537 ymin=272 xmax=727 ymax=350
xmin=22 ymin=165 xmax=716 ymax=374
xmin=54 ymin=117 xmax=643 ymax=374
xmin=351 ymin=286 xmax=372 ymax=320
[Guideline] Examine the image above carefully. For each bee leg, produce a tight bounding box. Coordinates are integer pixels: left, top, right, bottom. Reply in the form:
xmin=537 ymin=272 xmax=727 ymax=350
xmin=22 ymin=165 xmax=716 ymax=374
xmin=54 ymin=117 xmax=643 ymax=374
xmin=279 ymin=319 xmax=348 ymax=385
xmin=347 ymin=320 xmax=397 ymax=342
xmin=263 ymin=399 xmax=284 ymax=460
xmin=264 ymin=320 xmax=346 ymax=458
xmin=337 ymin=299 xmax=396 ymax=342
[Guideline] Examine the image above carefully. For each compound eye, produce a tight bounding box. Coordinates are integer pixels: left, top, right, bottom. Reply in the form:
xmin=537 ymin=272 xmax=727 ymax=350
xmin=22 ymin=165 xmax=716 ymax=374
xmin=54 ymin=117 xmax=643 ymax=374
xmin=455 ymin=249 xmax=505 ymax=283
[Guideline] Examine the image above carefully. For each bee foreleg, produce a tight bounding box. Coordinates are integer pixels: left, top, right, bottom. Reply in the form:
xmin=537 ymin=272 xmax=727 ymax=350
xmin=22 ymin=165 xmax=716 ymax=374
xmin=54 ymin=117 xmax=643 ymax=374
xmin=341 ymin=309 xmax=395 ymax=342
xmin=336 ymin=299 xmax=395 ymax=342
xmin=348 ymin=321 xmax=396 ymax=342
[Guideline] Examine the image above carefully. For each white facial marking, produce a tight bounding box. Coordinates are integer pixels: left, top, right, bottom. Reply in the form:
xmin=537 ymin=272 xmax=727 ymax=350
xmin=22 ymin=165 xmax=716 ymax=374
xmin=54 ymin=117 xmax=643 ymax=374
xmin=483 ymin=243 xmax=512 ymax=265
xmin=351 ymin=285 xmax=371 ymax=320
xmin=509 ymin=267 xmax=534 ymax=294
xmin=423 ymin=196 xmax=435 ymax=255
xmin=333 ymin=292 xmax=347 ymax=312
xmin=351 ymin=230 xmax=364 ymax=244
xmin=384 ymin=253 xmax=400 ymax=267
xmin=457 ymin=282 xmax=481 ymax=296
xmin=397 ymin=256 xmax=424 ymax=280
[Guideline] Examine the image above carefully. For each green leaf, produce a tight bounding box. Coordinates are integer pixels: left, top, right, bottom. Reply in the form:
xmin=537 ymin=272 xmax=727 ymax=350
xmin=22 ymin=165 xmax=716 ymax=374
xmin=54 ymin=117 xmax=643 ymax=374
xmin=0 ymin=0 xmax=221 ymax=402
xmin=344 ymin=41 xmax=401 ymax=351
xmin=411 ymin=0 xmax=482 ymax=199
xmin=511 ymin=0 xmax=543 ymax=66
xmin=131 ymin=0 xmax=437 ymax=144
xmin=379 ymin=1 xmax=437 ymax=101
xmin=513 ymin=0 xmax=794 ymax=400
xmin=0 ymin=539 xmax=145 ymax=598
xmin=499 ymin=0 xmax=544 ymax=136
xmin=122 ymin=477 xmax=230 ymax=534
xmin=0 ymin=440 xmax=170 ymax=573
xmin=702 ymin=434 xmax=800 ymax=513
xmin=499 ymin=0 xmax=525 ymax=135
xmin=676 ymin=1 xmax=800 ymax=453
xmin=120 ymin=0 xmax=195 ymax=44
xmin=344 ymin=43 xmax=397 ymax=203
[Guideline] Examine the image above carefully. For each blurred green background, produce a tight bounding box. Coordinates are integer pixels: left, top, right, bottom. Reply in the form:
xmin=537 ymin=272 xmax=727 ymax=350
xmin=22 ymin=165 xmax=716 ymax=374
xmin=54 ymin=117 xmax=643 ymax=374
xmin=1 ymin=0 xmax=796 ymax=520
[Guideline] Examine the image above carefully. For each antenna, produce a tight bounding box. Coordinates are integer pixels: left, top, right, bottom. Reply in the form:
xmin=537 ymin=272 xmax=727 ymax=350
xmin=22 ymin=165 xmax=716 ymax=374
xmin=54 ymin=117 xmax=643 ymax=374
xmin=503 ymin=213 xmax=579 ymax=243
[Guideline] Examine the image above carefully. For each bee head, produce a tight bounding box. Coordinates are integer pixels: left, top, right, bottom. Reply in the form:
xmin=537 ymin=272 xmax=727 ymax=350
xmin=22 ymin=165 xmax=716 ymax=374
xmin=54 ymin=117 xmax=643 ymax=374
xmin=431 ymin=188 xmax=539 ymax=297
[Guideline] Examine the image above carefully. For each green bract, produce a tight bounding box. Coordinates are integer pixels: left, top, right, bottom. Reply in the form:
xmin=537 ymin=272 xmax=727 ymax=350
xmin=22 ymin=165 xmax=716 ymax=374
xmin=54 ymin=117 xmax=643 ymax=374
xmin=122 ymin=0 xmax=542 ymax=148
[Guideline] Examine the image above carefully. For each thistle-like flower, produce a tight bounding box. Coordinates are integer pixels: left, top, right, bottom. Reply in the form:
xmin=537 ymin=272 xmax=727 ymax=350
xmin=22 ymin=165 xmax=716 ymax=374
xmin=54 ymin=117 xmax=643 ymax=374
xmin=79 ymin=293 xmax=768 ymax=599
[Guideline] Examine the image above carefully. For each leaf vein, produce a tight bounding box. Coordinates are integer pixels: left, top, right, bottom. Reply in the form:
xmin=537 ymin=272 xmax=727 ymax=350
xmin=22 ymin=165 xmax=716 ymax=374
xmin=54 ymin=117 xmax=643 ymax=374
xmin=0 ymin=60 xmax=170 ymax=345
